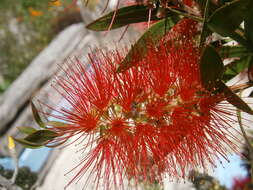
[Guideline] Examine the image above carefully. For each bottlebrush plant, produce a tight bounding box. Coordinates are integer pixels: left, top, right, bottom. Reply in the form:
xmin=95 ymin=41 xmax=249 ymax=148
xmin=14 ymin=0 xmax=253 ymax=189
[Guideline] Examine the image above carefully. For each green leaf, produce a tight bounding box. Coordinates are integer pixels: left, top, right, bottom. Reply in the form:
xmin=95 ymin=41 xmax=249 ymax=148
xmin=219 ymin=46 xmax=250 ymax=59
xmin=117 ymin=15 xmax=180 ymax=72
xmin=13 ymin=137 xmax=42 ymax=149
xmin=199 ymin=0 xmax=211 ymax=49
xmin=18 ymin=126 xmax=37 ymax=135
xmin=31 ymin=102 xmax=46 ymax=128
xmin=86 ymin=5 xmax=161 ymax=31
xmin=216 ymin=81 xmax=253 ymax=114
xmin=244 ymin=4 xmax=253 ymax=44
xmin=24 ymin=130 xmax=58 ymax=145
xmin=223 ymin=55 xmax=253 ymax=82
xmin=208 ymin=0 xmax=252 ymax=37
xmin=200 ymin=45 xmax=224 ymax=89
xmin=46 ymin=121 xmax=68 ymax=128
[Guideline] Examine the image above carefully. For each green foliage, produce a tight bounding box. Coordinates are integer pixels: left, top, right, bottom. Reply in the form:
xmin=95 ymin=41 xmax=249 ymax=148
xmin=87 ymin=5 xmax=161 ymax=31
xmin=31 ymin=102 xmax=46 ymax=128
xmin=200 ymin=45 xmax=224 ymax=90
xmin=217 ymin=81 xmax=253 ymax=114
xmin=0 ymin=165 xmax=38 ymax=190
xmin=117 ymin=15 xmax=180 ymax=72
xmin=208 ymin=0 xmax=252 ymax=37
xmin=223 ymin=55 xmax=253 ymax=82
xmin=0 ymin=0 xmax=77 ymax=94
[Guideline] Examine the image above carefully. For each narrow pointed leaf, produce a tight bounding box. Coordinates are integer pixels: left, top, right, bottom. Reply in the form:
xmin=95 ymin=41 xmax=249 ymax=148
xmin=200 ymin=45 xmax=224 ymax=89
xmin=244 ymin=5 xmax=253 ymax=44
xmin=217 ymin=81 xmax=253 ymax=114
xmin=199 ymin=0 xmax=211 ymax=48
xmin=13 ymin=137 xmax=42 ymax=149
xmin=208 ymin=0 xmax=252 ymax=37
xmin=117 ymin=15 xmax=180 ymax=72
xmin=46 ymin=121 xmax=68 ymax=128
xmin=31 ymin=102 xmax=46 ymax=128
xmin=219 ymin=46 xmax=250 ymax=59
xmin=24 ymin=130 xmax=58 ymax=144
xmin=86 ymin=5 xmax=161 ymax=31
xmin=18 ymin=126 xmax=37 ymax=135
xmin=223 ymin=55 xmax=253 ymax=82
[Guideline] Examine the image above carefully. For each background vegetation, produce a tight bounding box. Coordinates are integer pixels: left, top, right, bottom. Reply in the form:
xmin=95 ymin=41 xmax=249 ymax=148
xmin=0 ymin=0 xmax=80 ymax=93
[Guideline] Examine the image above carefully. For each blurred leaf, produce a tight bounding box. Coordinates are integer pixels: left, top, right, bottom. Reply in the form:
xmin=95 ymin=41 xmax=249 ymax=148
xmin=117 ymin=15 xmax=180 ymax=72
xmin=24 ymin=130 xmax=58 ymax=144
xmin=86 ymin=5 xmax=161 ymax=31
xmin=208 ymin=0 xmax=252 ymax=37
xmin=223 ymin=55 xmax=253 ymax=82
xmin=219 ymin=46 xmax=250 ymax=59
xmin=13 ymin=138 xmax=42 ymax=149
xmin=18 ymin=126 xmax=37 ymax=135
xmin=46 ymin=121 xmax=68 ymax=128
xmin=8 ymin=136 xmax=15 ymax=150
xmin=217 ymin=81 xmax=253 ymax=114
xmin=31 ymin=102 xmax=46 ymax=128
xmin=200 ymin=45 xmax=224 ymax=89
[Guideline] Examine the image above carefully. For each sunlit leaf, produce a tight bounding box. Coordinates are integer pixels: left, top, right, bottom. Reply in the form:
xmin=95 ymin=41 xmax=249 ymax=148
xmin=8 ymin=136 xmax=15 ymax=150
xmin=86 ymin=5 xmax=161 ymax=31
xmin=31 ymin=102 xmax=46 ymax=128
xmin=46 ymin=121 xmax=68 ymax=128
xmin=18 ymin=126 xmax=37 ymax=135
xmin=13 ymin=137 xmax=42 ymax=149
xmin=24 ymin=130 xmax=58 ymax=144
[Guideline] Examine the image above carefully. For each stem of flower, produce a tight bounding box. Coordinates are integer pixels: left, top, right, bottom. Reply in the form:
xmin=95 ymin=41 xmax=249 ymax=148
xmin=166 ymin=7 xmax=203 ymax=22
xmin=237 ymin=103 xmax=253 ymax=184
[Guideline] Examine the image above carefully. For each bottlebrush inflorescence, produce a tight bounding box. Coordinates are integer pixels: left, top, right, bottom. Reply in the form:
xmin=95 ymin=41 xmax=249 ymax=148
xmin=44 ymin=19 xmax=240 ymax=189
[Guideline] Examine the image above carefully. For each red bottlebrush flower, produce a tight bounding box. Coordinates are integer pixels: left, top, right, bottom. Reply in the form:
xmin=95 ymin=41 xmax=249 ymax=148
xmin=43 ymin=18 xmax=243 ymax=189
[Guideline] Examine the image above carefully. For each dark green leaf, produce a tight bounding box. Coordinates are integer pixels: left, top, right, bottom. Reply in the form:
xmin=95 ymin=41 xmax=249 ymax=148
xmin=31 ymin=102 xmax=46 ymax=128
xmin=223 ymin=55 xmax=253 ymax=82
xmin=208 ymin=0 xmax=252 ymax=37
xmin=244 ymin=4 xmax=253 ymax=44
xmin=24 ymin=130 xmax=58 ymax=144
xmin=200 ymin=45 xmax=224 ymax=89
xmin=13 ymin=137 xmax=42 ymax=149
xmin=117 ymin=15 xmax=180 ymax=72
xmin=86 ymin=5 xmax=161 ymax=31
xmin=18 ymin=126 xmax=37 ymax=135
xmin=195 ymin=0 xmax=220 ymax=14
xmin=199 ymin=0 xmax=211 ymax=49
xmin=219 ymin=46 xmax=250 ymax=59
xmin=216 ymin=81 xmax=253 ymax=114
